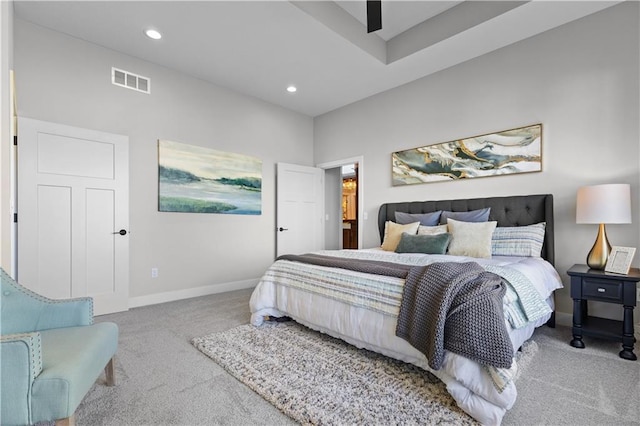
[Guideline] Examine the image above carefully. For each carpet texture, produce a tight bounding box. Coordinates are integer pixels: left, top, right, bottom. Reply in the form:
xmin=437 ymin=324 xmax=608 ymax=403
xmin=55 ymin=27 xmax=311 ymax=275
xmin=192 ymin=321 xmax=537 ymax=425
xmin=68 ymin=290 xmax=292 ymax=426
xmin=54 ymin=290 xmax=639 ymax=425
xmin=502 ymin=325 xmax=640 ymax=425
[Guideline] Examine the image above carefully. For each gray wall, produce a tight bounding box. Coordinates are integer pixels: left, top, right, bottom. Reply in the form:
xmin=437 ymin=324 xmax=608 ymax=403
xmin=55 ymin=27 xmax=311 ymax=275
xmin=9 ymin=4 xmax=640 ymax=325
xmin=314 ymin=3 xmax=640 ymax=320
xmin=0 ymin=0 xmax=14 ymax=274
xmin=13 ymin=19 xmax=314 ymax=300
xmin=324 ymin=167 xmax=342 ymax=250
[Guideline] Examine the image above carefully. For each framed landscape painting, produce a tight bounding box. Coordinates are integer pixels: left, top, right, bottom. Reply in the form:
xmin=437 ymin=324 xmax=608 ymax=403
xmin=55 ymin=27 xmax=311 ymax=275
xmin=158 ymin=140 xmax=262 ymax=215
xmin=392 ymin=124 xmax=542 ymax=186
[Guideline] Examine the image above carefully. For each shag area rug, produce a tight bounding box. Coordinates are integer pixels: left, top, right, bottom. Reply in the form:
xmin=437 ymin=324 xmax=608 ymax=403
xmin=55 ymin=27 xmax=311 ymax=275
xmin=192 ymin=321 xmax=537 ymax=425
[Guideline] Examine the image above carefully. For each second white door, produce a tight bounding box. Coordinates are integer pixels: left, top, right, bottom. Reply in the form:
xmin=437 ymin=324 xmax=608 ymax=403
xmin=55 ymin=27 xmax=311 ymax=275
xmin=276 ymin=162 xmax=324 ymax=256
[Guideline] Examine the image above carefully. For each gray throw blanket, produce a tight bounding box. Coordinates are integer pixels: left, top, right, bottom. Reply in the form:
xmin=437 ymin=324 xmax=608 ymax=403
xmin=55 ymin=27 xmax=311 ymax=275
xmin=276 ymin=253 xmax=412 ymax=278
xmin=396 ymin=261 xmax=513 ymax=370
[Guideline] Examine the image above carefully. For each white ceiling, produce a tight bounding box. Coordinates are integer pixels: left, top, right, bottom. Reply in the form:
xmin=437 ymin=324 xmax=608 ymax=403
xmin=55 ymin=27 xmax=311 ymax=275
xmin=13 ymin=1 xmax=621 ymax=117
xmin=335 ymin=1 xmax=463 ymax=41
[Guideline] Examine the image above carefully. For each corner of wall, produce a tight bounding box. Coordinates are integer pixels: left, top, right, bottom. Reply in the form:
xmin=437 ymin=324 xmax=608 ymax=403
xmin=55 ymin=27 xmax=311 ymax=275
xmin=0 ymin=0 xmax=15 ymax=274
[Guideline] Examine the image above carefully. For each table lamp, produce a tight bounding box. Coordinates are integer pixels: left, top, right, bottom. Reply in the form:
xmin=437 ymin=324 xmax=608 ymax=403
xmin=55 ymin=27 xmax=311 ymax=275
xmin=576 ymin=183 xmax=632 ymax=270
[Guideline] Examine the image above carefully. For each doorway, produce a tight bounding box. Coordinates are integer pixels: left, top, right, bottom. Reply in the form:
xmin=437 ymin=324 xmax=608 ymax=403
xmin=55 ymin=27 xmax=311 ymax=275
xmin=317 ymin=156 xmax=364 ymax=250
xmin=341 ymin=164 xmax=358 ymax=249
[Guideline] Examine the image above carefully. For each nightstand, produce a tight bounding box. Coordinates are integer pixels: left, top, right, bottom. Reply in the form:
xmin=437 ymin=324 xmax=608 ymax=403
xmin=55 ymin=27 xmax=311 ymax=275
xmin=567 ymin=264 xmax=640 ymax=360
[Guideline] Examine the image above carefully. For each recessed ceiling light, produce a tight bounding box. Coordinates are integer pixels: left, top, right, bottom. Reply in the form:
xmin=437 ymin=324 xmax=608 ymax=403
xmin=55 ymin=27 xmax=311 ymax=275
xmin=286 ymin=86 xmax=297 ymax=93
xmin=144 ymin=29 xmax=162 ymax=40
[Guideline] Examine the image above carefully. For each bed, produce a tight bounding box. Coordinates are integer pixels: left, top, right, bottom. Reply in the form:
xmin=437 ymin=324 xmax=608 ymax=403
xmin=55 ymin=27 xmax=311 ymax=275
xmin=250 ymin=194 xmax=562 ymax=425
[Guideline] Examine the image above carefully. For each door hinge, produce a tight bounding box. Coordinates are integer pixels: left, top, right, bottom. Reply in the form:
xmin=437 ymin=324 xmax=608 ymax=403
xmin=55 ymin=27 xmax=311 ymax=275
xmin=13 ymin=135 xmax=17 ymax=145
xmin=13 ymin=213 xmax=17 ymax=223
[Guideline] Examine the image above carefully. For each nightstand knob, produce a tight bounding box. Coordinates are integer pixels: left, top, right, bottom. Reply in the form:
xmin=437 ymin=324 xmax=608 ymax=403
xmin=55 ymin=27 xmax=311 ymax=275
xmin=598 ymin=288 xmax=605 ymax=293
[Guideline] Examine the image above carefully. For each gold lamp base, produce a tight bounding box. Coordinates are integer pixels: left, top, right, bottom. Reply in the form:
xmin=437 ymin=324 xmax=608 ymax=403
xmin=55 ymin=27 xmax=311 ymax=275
xmin=586 ymin=223 xmax=611 ymax=270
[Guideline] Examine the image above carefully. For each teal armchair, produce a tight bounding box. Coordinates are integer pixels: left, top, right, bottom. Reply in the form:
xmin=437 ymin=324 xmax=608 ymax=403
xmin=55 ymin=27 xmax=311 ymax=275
xmin=1 ymin=268 xmax=119 ymax=426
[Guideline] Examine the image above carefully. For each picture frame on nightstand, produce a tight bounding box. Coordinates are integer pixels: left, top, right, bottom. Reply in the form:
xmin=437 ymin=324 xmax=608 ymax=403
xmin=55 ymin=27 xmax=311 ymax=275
xmin=605 ymin=246 xmax=636 ymax=274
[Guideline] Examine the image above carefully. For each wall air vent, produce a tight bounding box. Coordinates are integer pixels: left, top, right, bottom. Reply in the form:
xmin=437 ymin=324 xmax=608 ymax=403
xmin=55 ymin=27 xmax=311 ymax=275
xmin=111 ymin=67 xmax=150 ymax=94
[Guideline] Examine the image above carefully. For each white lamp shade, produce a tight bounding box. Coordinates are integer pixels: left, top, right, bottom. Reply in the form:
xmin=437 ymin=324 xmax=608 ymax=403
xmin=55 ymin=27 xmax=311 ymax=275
xmin=576 ymin=183 xmax=632 ymax=224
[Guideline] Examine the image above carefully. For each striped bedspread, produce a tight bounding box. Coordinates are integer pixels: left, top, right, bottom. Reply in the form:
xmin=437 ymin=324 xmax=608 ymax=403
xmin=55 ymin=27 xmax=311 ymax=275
xmin=264 ymin=254 xmax=551 ymax=329
xmin=262 ymin=259 xmax=405 ymax=316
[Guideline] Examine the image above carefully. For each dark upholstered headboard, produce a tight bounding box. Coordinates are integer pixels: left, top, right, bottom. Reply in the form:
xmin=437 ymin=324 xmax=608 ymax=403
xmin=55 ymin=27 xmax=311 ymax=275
xmin=378 ymin=194 xmax=554 ymax=265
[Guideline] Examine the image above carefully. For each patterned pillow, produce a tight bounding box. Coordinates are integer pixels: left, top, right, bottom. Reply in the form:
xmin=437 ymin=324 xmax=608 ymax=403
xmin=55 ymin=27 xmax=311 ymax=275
xmin=395 ymin=232 xmax=452 ymax=254
xmin=447 ymin=218 xmax=497 ymax=258
xmin=381 ymin=221 xmax=420 ymax=251
xmin=491 ymin=223 xmax=546 ymax=257
xmin=395 ymin=211 xmax=442 ymax=226
xmin=439 ymin=208 xmax=491 ymax=225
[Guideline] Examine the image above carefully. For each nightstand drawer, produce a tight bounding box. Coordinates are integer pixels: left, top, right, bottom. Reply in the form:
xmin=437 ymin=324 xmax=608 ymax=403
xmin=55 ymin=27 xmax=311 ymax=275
xmin=582 ymin=278 xmax=623 ymax=302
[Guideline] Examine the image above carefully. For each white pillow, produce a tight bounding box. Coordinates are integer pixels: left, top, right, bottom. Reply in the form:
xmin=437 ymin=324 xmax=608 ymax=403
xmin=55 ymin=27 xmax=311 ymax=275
xmin=381 ymin=221 xmax=420 ymax=251
xmin=447 ymin=218 xmax=497 ymax=258
xmin=417 ymin=224 xmax=448 ymax=235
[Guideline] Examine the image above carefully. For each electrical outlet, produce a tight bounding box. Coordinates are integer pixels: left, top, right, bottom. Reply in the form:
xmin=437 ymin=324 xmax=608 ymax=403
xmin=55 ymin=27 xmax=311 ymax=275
xmin=151 ymin=268 xmax=158 ymax=278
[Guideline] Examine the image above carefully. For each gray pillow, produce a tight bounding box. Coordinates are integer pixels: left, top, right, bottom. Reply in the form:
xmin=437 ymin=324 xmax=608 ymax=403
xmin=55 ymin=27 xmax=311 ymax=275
xmin=440 ymin=207 xmax=491 ymax=224
xmin=395 ymin=232 xmax=452 ymax=254
xmin=395 ymin=210 xmax=442 ymax=226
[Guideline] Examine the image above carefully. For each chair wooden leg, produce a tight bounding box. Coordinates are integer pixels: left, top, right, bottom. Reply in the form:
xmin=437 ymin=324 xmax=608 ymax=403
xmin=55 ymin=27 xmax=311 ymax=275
xmin=105 ymin=357 xmax=116 ymax=386
xmin=55 ymin=413 xmax=76 ymax=426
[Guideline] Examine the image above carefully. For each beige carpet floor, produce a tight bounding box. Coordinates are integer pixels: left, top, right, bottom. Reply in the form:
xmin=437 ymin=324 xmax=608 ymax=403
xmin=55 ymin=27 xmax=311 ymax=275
xmin=69 ymin=289 xmax=639 ymax=425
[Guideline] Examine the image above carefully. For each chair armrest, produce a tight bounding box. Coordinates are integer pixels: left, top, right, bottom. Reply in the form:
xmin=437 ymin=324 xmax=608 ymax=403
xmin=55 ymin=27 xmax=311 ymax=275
xmin=36 ymin=297 xmax=94 ymax=331
xmin=1 ymin=332 xmax=43 ymax=425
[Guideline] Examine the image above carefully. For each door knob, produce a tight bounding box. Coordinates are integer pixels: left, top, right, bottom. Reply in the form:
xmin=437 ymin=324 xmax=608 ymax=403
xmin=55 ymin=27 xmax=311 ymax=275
xmin=112 ymin=229 xmax=127 ymax=236
xmin=278 ymin=227 xmax=289 ymax=232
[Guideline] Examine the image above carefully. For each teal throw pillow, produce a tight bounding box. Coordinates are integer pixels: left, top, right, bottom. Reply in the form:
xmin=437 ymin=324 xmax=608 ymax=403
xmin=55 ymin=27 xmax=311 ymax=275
xmin=395 ymin=232 xmax=452 ymax=254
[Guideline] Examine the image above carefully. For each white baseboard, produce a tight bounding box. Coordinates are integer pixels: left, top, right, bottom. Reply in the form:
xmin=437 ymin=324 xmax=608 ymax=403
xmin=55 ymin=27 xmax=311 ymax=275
xmin=128 ymin=278 xmax=259 ymax=309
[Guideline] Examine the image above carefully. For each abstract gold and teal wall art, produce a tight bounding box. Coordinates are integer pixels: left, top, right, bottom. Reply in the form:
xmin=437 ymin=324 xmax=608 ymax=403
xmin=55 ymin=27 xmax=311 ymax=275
xmin=158 ymin=140 xmax=262 ymax=214
xmin=392 ymin=124 xmax=542 ymax=186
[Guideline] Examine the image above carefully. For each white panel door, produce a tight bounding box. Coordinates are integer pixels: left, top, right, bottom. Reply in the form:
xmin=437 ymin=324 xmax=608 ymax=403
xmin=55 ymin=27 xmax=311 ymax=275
xmin=276 ymin=163 xmax=324 ymax=256
xmin=18 ymin=117 xmax=129 ymax=315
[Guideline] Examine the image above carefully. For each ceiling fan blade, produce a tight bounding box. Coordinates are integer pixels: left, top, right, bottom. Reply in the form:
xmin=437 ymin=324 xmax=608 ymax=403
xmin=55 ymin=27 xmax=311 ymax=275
xmin=367 ymin=0 xmax=382 ymax=33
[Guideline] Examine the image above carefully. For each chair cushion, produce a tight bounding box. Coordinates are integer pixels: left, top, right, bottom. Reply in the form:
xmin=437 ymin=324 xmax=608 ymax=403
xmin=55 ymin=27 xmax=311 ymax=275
xmin=30 ymin=322 xmax=118 ymax=423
